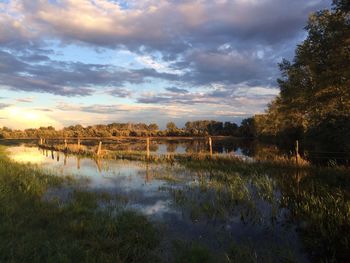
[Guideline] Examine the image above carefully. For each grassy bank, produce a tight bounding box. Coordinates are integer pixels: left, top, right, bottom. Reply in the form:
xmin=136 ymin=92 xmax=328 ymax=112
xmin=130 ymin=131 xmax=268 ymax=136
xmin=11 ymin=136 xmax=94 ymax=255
xmin=0 ymin=147 xmax=160 ymax=262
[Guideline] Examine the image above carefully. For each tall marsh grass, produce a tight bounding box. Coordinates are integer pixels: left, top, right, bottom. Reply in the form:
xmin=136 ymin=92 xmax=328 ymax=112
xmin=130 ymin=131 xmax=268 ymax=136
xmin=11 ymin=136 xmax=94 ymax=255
xmin=0 ymin=146 xmax=160 ymax=262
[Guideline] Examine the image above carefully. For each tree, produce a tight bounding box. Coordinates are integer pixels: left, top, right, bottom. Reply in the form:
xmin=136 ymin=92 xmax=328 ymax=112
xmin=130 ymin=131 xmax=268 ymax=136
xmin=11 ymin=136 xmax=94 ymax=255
xmin=148 ymin=123 xmax=159 ymax=131
xmin=259 ymin=1 xmax=350 ymax=145
xmin=333 ymin=0 xmax=350 ymax=12
xmin=166 ymin=122 xmax=178 ymax=136
xmin=239 ymin=118 xmax=256 ymax=138
xmin=223 ymin=122 xmax=239 ymax=136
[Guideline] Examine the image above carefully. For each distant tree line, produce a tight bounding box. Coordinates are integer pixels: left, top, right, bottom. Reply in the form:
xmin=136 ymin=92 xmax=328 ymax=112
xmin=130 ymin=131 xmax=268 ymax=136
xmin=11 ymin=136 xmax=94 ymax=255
xmin=0 ymin=120 xmax=251 ymax=139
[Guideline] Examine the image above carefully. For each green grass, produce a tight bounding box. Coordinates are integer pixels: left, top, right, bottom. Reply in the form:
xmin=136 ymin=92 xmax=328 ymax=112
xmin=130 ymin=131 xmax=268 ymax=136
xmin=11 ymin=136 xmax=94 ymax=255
xmin=171 ymin=240 xmax=298 ymax=263
xmin=172 ymin=241 xmax=213 ymax=263
xmin=0 ymin=146 xmax=160 ymax=262
xmin=2 ymin=144 xmax=350 ymax=262
xmin=226 ymin=241 xmax=298 ymax=263
xmin=175 ymin=157 xmax=350 ymax=262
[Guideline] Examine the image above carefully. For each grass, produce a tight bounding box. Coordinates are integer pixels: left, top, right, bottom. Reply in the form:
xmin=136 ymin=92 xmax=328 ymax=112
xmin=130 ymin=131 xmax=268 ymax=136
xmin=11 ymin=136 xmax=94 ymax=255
xmin=280 ymin=183 xmax=350 ymax=262
xmin=2 ymin=143 xmax=350 ymax=262
xmin=39 ymin=142 xmax=312 ymax=169
xmin=172 ymin=241 xmax=214 ymax=263
xmin=174 ymin=157 xmax=350 ymax=262
xmin=0 ymin=146 xmax=161 ymax=262
xmin=226 ymin=241 xmax=298 ymax=263
xmin=171 ymin=239 xmax=298 ymax=263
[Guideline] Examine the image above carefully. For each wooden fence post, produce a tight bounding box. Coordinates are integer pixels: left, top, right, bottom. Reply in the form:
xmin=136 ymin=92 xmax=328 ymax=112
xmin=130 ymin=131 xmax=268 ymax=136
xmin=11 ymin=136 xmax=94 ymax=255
xmin=295 ymin=140 xmax=299 ymax=165
xmin=96 ymin=158 xmax=102 ymax=173
xmin=77 ymin=137 xmax=81 ymax=151
xmin=208 ymin=137 xmax=213 ymax=158
xmin=64 ymin=138 xmax=68 ymax=150
xmin=145 ymin=163 xmax=152 ymax=182
xmin=39 ymin=138 xmax=43 ymax=145
xmin=146 ymin=137 xmax=150 ymax=160
xmin=97 ymin=141 xmax=102 ymax=156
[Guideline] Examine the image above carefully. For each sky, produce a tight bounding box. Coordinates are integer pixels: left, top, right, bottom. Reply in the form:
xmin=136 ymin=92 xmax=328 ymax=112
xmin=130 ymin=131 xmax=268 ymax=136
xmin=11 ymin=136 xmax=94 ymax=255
xmin=0 ymin=0 xmax=331 ymax=129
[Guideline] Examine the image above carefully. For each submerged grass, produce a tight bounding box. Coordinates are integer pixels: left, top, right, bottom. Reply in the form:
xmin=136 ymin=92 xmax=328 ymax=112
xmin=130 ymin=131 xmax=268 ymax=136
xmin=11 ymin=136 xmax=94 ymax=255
xmin=174 ymin=157 xmax=350 ymax=262
xmin=2 ymin=143 xmax=350 ymax=262
xmin=0 ymin=146 xmax=160 ymax=262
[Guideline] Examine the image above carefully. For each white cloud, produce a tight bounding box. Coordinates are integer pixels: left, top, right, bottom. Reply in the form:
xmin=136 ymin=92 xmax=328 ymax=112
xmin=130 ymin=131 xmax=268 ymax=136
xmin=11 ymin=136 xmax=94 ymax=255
xmin=136 ymin=55 xmax=183 ymax=75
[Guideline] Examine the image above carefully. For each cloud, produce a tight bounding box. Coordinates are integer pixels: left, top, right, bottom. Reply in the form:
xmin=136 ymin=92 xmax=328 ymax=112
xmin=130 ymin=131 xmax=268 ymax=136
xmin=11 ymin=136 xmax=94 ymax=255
xmin=0 ymin=50 xmax=177 ymax=96
xmin=179 ymin=49 xmax=276 ymax=86
xmin=16 ymin=97 xmax=34 ymax=103
xmin=0 ymin=103 xmax=11 ymax=109
xmin=0 ymin=0 xmax=331 ymax=125
xmin=165 ymin=87 xmax=189 ymax=94
xmin=34 ymin=108 xmax=53 ymax=112
xmin=137 ymin=83 xmax=278 ymax=107
xmin=3 ymin=0 xmax=329 ymax=51
xmin=107 ymin=87 xmax=131 ymax=98
xmin=56 ymin=103 xmax=129 ymax=114
xmin=0 ymin=1 xmax=330 ymax=93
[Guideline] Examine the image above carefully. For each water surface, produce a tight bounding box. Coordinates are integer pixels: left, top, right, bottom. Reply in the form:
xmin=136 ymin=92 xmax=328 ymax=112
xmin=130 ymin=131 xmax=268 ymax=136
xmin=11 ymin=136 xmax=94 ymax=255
xmin=5 ymin=137 xmax=349 ymax=165
xmin=6 ymin=142 xmax=350 ymax=262
xmin=6 ymin=145 xmax=312 ymax=261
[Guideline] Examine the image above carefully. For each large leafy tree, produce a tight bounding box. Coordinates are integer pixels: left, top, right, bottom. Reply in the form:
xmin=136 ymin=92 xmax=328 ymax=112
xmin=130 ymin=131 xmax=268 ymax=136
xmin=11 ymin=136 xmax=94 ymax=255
xmin=261 ymin=0 xmax=350 ymax=140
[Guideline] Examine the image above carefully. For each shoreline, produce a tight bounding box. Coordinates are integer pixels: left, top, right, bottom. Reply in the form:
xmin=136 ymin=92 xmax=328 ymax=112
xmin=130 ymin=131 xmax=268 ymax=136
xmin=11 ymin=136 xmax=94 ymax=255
xmin=0 ymin=136 xmax=251 ymax=141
